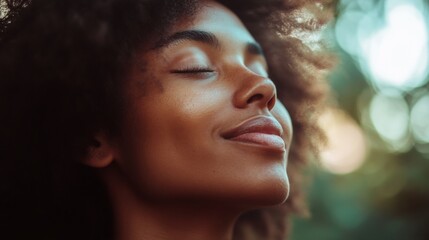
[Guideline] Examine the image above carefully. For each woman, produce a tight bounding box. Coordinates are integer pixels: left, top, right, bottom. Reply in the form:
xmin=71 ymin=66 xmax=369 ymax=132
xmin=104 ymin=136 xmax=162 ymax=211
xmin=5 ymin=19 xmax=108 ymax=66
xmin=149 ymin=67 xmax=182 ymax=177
xmin=0 ymin=0 xmax=334 ymax=239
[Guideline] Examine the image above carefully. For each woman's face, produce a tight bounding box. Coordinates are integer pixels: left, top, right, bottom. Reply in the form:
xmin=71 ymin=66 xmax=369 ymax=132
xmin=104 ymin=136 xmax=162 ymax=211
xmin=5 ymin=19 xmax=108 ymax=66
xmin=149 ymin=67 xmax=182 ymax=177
xmin=119 ymin=1 xmax=293 ymax=207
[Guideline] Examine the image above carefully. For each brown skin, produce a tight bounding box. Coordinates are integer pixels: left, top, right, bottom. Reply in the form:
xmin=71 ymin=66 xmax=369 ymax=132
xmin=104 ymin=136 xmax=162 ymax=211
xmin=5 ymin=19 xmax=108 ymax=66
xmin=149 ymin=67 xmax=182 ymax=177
xmin=85 ymin=2 xmax=293 ymax=240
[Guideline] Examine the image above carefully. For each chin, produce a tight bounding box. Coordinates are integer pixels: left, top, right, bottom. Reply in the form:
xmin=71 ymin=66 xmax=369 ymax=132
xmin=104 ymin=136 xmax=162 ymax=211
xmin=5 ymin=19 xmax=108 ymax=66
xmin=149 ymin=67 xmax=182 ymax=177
xmin=257 ymin=177 xmax=290 ymax=206
xmin=258 ymin=164 xmax=290 ymax=206
xmin=235 ymin=174 xmax=290 ymax=208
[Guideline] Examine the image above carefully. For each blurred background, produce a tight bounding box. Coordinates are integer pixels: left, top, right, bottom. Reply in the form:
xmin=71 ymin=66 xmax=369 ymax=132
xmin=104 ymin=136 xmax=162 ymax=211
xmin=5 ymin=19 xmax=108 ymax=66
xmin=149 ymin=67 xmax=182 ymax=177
xmin=292 ymin=0 xmax=429 ymax=239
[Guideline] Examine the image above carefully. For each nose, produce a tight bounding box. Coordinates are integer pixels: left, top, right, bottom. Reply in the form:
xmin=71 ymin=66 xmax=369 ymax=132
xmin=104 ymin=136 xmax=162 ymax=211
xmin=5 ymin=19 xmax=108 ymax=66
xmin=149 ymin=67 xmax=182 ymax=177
xmin=233 ymin=73 xmax=277 ymax=110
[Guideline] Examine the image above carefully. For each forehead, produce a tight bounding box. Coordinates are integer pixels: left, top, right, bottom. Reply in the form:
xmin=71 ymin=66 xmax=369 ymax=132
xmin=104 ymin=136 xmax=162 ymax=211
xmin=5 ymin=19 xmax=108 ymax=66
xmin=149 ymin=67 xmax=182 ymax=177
xmin=172 ymin=1 xmax=256 ymax=44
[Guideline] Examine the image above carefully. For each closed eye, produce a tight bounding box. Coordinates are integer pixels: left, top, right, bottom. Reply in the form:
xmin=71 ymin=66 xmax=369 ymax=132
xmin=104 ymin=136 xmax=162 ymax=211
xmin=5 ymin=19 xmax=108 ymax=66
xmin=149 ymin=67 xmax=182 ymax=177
xmin=170 ymin=66 xmax=214 ymax=74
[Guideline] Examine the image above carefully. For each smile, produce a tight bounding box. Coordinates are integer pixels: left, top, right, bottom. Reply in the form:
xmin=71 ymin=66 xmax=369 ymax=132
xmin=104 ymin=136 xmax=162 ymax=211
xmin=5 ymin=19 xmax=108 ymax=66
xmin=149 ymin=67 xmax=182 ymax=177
xmin=222 ymin=116 xmax=286 ymax=152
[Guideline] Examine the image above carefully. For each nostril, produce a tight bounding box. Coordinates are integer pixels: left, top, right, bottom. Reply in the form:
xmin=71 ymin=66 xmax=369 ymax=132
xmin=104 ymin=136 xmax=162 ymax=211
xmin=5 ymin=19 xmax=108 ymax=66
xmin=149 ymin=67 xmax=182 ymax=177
xmin=267 ymin=96 xmax=276 ymax=110
xmin=247 ymin=94 xmax=263 ymax=104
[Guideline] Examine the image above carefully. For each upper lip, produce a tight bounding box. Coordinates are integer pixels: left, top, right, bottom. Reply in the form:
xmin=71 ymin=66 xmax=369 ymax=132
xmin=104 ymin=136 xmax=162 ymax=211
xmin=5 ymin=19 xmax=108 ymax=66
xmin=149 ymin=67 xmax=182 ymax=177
xmin=221 ymin=116 xmax=283 ymax=140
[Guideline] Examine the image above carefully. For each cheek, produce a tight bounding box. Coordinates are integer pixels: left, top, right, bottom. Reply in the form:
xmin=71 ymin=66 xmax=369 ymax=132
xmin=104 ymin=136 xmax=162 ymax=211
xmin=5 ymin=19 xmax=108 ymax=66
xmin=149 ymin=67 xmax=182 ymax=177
xmin=159 ymin=86 xmax=230 ymax=148
xmin=119 ymin=85 xmax=232 ymax=198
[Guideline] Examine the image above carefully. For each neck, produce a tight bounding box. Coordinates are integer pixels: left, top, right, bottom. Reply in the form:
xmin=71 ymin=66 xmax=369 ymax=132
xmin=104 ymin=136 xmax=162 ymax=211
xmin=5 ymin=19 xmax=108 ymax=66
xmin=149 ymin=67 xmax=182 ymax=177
xmin=101 ymin=166 xmax=241 ymax=240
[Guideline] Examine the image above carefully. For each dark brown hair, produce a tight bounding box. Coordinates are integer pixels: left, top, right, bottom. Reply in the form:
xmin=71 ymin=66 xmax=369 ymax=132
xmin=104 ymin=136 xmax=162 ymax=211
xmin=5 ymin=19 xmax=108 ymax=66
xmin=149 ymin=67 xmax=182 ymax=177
xmin=0 ymin=0 xmax=334 ymax=239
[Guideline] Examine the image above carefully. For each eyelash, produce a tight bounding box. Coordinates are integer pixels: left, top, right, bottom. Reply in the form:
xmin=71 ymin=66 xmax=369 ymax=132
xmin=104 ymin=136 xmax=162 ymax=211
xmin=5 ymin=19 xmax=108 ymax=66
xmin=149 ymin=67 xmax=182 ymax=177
xmin=170 ymin=66 xmax=214 ymax=74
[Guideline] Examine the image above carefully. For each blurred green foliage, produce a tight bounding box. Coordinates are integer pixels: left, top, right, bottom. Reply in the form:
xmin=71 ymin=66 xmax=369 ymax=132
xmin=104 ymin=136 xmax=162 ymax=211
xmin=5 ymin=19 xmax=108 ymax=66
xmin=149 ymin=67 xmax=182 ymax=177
xmin=291 ymin=46 xmax=429 ymax=240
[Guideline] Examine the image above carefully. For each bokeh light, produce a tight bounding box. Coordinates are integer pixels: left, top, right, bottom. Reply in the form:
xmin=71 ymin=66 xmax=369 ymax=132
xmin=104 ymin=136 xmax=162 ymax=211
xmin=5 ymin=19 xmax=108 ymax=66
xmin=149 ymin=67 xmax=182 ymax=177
xmin=368 ymin=91 xmax=412 ymax=152
xmin=363 ymin=2 xmax=428 ymax=91
xmin=336 ymin=0 xmax=429 ymax=93
xmin=319 ymin=108 xmax=367 ymax=174
xmin=410 ymin=93 xmax=429 ymax=145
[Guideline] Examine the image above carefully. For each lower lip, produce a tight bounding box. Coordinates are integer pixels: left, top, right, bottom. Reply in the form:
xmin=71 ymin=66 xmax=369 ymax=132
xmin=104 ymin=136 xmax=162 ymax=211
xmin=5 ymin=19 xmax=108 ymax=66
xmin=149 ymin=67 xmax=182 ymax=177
xmin=228 ymin=133 xmax=285 ymax=151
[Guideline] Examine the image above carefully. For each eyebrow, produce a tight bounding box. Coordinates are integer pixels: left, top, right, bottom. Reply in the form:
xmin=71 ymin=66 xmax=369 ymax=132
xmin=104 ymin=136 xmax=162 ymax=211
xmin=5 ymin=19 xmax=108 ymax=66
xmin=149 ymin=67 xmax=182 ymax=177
xmin=154 ymin=29 xmax=265 ymax=56
xmin=155 ymin=30 xmax=220 ymax=49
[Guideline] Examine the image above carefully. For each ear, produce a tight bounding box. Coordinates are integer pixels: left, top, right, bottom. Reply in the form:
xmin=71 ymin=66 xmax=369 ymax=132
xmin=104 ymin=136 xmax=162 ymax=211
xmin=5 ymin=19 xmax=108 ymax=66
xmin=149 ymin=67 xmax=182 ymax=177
xmin=82 ymin=133 xmax=117 ymax=168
